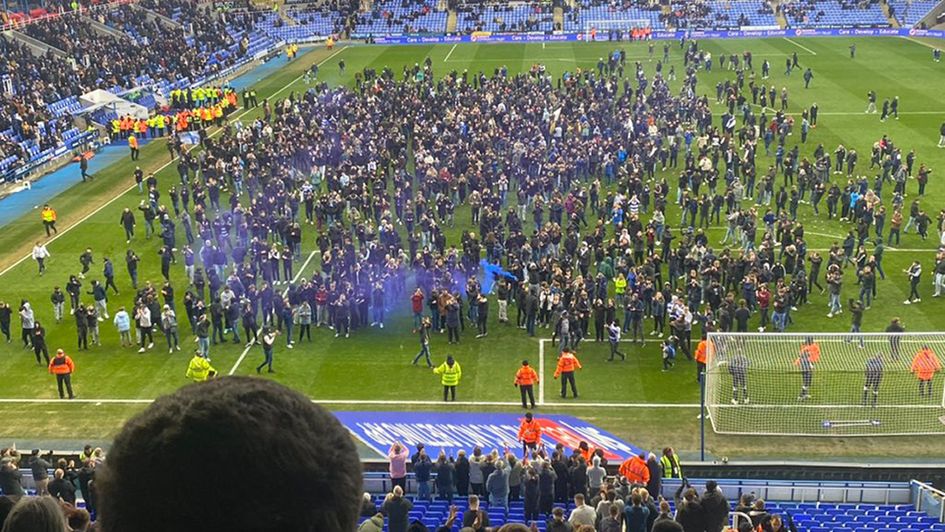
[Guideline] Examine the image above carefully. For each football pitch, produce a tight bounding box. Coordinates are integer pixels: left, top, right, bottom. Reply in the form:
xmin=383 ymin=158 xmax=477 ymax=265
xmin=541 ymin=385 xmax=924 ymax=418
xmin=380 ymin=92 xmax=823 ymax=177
xmin=1 ymin=36 xmax=945 ymax=461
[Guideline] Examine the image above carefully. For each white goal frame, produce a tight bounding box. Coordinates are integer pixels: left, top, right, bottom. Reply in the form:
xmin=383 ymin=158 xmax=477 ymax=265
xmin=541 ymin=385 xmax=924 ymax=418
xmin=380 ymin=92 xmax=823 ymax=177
xmin=704 ymin=332 xmax=945 ymax=437
xmin=584 ymin=19 xmax=651 ymax=41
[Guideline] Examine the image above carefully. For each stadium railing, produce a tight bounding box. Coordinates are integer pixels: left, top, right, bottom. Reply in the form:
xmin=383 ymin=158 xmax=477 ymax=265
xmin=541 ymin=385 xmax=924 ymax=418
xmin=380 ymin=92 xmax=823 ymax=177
xmin=911 ymin=480 xmax=945 ymax=523
xmin=357 ymin=470 xmax=913 ymax=504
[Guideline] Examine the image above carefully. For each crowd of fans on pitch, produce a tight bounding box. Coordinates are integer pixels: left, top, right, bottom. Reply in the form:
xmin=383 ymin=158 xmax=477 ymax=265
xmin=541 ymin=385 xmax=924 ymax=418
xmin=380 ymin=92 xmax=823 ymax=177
xmin=14 ymin=39 xmax=943 ymax=379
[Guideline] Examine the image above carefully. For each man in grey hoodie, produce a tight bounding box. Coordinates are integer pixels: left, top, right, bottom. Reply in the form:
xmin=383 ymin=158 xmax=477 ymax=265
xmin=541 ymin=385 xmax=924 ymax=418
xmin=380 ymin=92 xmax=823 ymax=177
xmin=19 ymin=301 xmax=34 ymax=348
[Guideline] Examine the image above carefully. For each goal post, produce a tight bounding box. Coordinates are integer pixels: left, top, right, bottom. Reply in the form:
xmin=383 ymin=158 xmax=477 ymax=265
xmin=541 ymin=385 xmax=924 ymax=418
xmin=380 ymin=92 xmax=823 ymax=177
xmin=584 ymin=19 xmax=651 ymax=41
xmin=704 ymin=332 xmax=945 ymax=437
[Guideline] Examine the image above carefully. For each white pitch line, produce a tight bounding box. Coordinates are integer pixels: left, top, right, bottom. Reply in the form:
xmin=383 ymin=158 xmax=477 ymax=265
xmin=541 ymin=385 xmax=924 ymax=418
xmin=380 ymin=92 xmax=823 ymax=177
xmin=784 ymin=37 xmax=817 ymax=56
xmin=0 ymin=397 xmax=700 ymax=408
xmin=227 ymin=249 xmax=320 ymax=375
xmin=538 ymin=337 xmax=545 ymax=405
xmin=443 ymin=43 xmax=458 ymax=62
xmin=0 ymin=45 xmax=347 ymax=280
xmin=902 ymin=36 xmax=940 ymax=51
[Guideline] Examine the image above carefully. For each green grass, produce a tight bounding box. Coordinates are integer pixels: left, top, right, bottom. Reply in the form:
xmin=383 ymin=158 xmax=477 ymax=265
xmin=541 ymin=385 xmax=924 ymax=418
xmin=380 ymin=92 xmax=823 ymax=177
xmin=2 ymin=37 xmax=945 ymax=461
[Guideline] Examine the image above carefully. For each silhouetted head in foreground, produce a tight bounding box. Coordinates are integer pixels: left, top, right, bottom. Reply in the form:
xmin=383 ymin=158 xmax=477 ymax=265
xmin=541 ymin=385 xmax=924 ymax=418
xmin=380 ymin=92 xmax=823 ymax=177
xmin=96 ymin=376 xmax=362 ymax=532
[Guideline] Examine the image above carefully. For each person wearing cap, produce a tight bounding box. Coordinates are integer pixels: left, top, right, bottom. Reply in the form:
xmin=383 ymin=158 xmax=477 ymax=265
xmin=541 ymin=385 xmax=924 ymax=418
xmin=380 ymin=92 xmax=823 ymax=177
xmin=48 ymin=348 xmax=75 ymax=399
xmin=554 ymin=347 xmax=582 ymax=398
xmin=434 ymin=355 xmax=462 ymax=401
xmin=514 ymin=359 xmax=539 ymax=409
xmin=518 ymin=412 xmax=542 ymax=455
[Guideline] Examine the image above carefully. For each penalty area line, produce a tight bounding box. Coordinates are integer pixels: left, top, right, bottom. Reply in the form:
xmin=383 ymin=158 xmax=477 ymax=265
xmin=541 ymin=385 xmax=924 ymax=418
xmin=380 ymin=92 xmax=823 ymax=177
xmin=227 ymin=249 xmax=320 ymax=375
xmin=783 ymin=37 xmax=817 ymax=56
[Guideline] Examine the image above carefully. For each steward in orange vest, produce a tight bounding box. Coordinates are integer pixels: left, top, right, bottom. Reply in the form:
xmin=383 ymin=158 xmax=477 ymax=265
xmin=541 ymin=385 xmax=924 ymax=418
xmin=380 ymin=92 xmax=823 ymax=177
xmin=517 ymin=412 xmax=542 ymax=454
xmin=554 ymin=348 xmax=582 ymax=398
xmin=514 ymin=359 xmax=539 ymax=409
xmin=619 ymin=453 xmax=651 ymax=486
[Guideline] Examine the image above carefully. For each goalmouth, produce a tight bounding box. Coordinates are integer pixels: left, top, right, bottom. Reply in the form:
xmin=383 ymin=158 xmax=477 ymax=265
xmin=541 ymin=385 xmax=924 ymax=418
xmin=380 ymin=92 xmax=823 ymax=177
xmin=584 ymin=19 xmax=652 ymax=41
xmin=704 ymin=332 xmax=945 ymax=437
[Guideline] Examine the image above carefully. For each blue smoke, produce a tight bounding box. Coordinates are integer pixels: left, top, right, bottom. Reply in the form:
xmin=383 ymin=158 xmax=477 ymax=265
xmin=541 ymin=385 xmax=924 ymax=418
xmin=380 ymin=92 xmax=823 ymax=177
xmin=480 ymin=259 xmax=518 ymax=294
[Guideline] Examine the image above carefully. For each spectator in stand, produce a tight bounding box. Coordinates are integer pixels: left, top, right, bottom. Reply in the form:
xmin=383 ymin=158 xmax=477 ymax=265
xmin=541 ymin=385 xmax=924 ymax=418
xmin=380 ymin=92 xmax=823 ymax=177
xmin=359 ymin=512 xmax=384 ymax=532
xmin=47 ymin=469 xmax=77 ymax=505
xmin=360 ymin=492 xmax=378 ymax=517
xmin=568 ymin=493 xmax=596 ymax=527
xmin=29 ymin=449 xmax=51 ymax=496
xmin=486 ymin=458 xmax=511 ymax=511
xmin=625 ymin=491 xmax=651 ymax=532
xmin=94 ymin=377 xmax=362 ymax=532
xmin=413 ymin=448 xmax=433 ymax=501
xmin=434 ymin=451 xmax=455 ymax=503
xmin=0 ymin=460 xmax=24 ymax=497
xmin=599 ymin=503 xmax=622 ymax=532
xmin=462 ymin=494 xmax=490 ymax=530
xmin=388 ymin=442 xmax=409 ymax=491
xmin=0 ymin=496 xmax=13 ymax=528
xmin=382 ymin=485 xmax=412 ymax=532
xmin=646 ymin=453 xmax=662 ymax=498
xmin=0 ymin=496 xmax=69 ymax=532
xmin=547 ymin=507 xmax=572 ymax=532
xmin=675 ymin=484 xmax=707 ymax=532
xmin=701 ymin=480 xmax=730 ymax=532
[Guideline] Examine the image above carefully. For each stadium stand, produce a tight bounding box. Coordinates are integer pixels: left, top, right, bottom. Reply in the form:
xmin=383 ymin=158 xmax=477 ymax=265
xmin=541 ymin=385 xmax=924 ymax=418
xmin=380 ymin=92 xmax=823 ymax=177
xmin=456 ymin=2 xmax=555 ymax=34
xmin=781 ymin=0 xmax=891 ymax=28
xmin=563 ymin=0 xmax=666 ymax=33
xmin=887 ymin=0 xmax=942 ymax=27
xmin=352 ymin=0 xmax=448 ymax=36
xmin=352 ymin=497 xmax=945 ymax=531
xmin=672 ymin=0 xmax=779 ymax=29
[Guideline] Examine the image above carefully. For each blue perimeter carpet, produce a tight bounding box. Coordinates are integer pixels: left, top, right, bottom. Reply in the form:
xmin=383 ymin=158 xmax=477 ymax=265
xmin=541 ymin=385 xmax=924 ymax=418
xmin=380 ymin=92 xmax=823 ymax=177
xmin=0 ymin=45 xmax=318 ymax=229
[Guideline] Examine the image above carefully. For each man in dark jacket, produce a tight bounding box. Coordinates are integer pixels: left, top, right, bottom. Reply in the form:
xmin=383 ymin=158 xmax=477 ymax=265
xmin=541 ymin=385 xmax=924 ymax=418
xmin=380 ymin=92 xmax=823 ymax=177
xmin=675 ymin=486 xmax=706 ymax=532
xmin=48 ymin=468 xmax=77 ymax=504
xmin=381 ymin=485 xmax=413 ymax=532
xmin=0 ymin=461 xmax=24 ymax=496
xmin=30 ymin=449 xmax=51 ymax=495
xmin=700 ymin=480 xmax=730 ymax=532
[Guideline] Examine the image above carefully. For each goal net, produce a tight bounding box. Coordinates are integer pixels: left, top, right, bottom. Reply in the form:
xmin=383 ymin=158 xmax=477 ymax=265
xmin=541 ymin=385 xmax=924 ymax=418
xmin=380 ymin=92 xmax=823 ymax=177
xmin=704 ymin=332 xmax=945 ymax=437
xmin=584 ymin=19 xmax=651 ymax=41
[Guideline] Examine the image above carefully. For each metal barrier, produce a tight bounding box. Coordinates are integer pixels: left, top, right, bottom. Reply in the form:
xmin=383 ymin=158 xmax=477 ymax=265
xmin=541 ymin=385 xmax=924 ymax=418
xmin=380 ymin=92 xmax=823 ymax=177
xmin=659 ymin=478 xmax=912 ymax=505
xmin=911 ymin=480 xmax=945 ymax=523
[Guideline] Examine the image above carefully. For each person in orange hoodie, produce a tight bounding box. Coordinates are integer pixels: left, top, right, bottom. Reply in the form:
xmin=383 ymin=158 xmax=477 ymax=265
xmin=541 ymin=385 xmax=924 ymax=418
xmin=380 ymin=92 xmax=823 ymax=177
xmin=694 ymin=336 xmax=708 ymax=383
xmin=618 ymin=452 xmax=650 ymax=486
xmin=517 ymin=412 xmax=542 ymax=455
xmin=514 ymin=359 xmax=539 ymax=409
xmin=911 ymin=345 xmax=942 ymax=399
xmin=48 ymin=348 xmax=75 ymax=399
xmin=554 ymin=347 xmax=582 ymax=398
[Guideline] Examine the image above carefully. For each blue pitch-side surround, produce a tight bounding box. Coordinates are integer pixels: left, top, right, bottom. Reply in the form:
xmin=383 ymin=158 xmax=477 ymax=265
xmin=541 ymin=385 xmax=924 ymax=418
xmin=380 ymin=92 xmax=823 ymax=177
xmin=369 ymin=27 xmax=945 ymax=44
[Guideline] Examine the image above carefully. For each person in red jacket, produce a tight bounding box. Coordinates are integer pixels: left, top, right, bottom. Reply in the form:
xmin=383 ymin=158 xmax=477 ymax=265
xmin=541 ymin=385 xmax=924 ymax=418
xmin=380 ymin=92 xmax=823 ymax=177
xmin=48 ymin=349 xmax=75 ymax=399
xmin=554 ymin=348 xmax=582 ymax=398
xmin=410 ymin=287 xmax=425 ymax=330
xmin=514 ymin=359 xmax=539 ymax=409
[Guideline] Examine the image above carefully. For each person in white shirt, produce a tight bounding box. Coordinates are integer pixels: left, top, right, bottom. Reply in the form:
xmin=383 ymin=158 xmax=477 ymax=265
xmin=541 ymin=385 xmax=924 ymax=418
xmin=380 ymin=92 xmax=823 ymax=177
xmin=32 ymin=241 xmax=50 ymax=275
xmin=568 ymin=493 xmax=597 ymax=527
